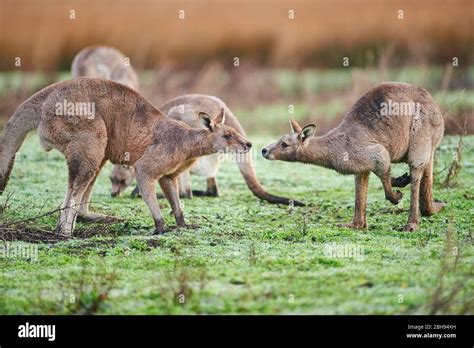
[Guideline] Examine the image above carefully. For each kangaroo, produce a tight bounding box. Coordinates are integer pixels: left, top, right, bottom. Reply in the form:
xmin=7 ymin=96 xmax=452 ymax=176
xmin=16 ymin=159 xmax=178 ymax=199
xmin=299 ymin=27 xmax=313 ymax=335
xmin=0 ymin=78 xmax=252 ymax=236
xmin=130 ymin=94 xmax=303 ymax=206
xmin=262 ymin=82 xmax=444 ymax=232
xmin=72 ymin=46 xmax=140 ymax=90
xmin=72 ymin=46 xmax=140 ymax=197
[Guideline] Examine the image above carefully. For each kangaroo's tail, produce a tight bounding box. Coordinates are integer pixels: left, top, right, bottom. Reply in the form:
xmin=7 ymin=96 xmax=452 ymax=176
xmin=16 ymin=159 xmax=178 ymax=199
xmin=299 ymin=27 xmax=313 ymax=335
xmin=0 ymin=101 xmax=41 ymax=194
xmin=237 ymin=154 xmax=305 ymax=206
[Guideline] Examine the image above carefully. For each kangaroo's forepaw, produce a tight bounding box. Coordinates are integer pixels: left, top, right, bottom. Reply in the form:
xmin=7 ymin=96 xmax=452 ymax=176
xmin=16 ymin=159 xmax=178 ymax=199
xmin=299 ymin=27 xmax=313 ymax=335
xmin=387 ymin=190 xmax=403 ymax=205
xmin=337 ymin=221 xmax=367 ymax=230
xmin=403 ymin=223 xmax=419 ymax=232
xmin=77 ymin=212 xmax=121 ymax=223
xmin=130 ymin=186 xmax=141 ymax=198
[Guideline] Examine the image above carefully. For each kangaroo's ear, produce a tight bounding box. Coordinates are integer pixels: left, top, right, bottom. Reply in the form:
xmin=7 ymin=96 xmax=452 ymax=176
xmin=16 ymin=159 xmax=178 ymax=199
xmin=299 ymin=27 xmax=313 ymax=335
xmin=199 ymin=112 xmax=215 ymax=131
xmin=214 ymin=108 xmax=226 ymax=124
xmin=289 ymin=118 xmax=302 ymax=133
xmin=299 ymin=124 xmax=317 ymax=142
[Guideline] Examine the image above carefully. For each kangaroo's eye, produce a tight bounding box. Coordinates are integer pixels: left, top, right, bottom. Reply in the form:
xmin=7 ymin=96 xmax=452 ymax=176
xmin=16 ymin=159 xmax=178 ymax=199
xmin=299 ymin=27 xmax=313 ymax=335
xmin=281 ymin=142 xmax=289 ymax=148
xmin=223 ymin=133 xmax=232 ymax=140
xmin=120 ymin=180 xmax=126 ymax=185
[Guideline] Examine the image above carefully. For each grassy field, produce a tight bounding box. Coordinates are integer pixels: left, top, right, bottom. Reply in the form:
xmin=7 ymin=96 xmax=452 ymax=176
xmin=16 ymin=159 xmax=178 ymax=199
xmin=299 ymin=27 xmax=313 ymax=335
xmin=0 ymin=133 xmax=472 ymax=314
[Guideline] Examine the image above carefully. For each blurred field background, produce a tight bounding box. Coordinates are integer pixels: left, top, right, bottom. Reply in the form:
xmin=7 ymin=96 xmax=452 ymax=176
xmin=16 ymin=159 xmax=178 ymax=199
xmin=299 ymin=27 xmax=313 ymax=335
xmin=0 ymin=0 xmax=473 ymax=134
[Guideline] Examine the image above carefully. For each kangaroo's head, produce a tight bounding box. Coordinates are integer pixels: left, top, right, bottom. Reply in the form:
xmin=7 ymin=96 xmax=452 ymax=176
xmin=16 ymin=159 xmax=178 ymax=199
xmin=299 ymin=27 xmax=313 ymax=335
xmin=198 ymin=108 xmax=252 ymax=154
xmin=261 ymin=118 xmax=316 ymax=161
xmin=110 ymin=165 xmax=135 ymax=197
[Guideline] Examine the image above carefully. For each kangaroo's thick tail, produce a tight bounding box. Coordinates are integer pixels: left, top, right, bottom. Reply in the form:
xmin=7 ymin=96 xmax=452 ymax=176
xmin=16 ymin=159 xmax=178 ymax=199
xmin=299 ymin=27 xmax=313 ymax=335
xmin=0 ymin=102 xmax=41 ymax=194
xmin=237 ymin=153 xmax=305 ymax=206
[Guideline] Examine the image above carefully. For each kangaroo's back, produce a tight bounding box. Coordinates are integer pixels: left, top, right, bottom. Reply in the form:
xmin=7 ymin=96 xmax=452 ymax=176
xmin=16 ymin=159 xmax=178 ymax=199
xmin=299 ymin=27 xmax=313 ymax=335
xmin=342 ymin=82 xmax=444 ymax=161
xmin=72 ymin=46 xmax=140 ymax=90
xmin=160 ymin=94 xmax=245 ymax=135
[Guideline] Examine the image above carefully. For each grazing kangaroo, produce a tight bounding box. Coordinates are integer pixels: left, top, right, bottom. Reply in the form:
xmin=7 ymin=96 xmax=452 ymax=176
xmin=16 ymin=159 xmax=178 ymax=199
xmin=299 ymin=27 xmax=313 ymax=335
xmin=72 ymin=46 xmax=139 ymax=90
xmin=72 ymin=46 xmax=140 ymax=197
xmin=262 ymin=82 xmax=444 ymax=231
xmin=0 ymin=78 xmax=252 ymax=236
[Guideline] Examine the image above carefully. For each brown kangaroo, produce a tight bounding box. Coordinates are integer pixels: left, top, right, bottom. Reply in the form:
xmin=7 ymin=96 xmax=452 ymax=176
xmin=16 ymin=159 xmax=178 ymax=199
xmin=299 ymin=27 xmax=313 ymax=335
xmin=262 ymin=82 xmax=444 ymax=232
xmin=0 ymin=78 xmax=252 ymax=236
xmin=72 ymin=45 xmax=140 ymax=197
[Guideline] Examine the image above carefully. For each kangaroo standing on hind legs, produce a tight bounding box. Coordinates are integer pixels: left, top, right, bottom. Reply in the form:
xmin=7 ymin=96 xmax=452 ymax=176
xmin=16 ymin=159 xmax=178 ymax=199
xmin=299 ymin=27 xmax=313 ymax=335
xmin=262 ymin=82 xmax=444 ymax=231
xmin=0 ymin=78 xmax=252 ymax=236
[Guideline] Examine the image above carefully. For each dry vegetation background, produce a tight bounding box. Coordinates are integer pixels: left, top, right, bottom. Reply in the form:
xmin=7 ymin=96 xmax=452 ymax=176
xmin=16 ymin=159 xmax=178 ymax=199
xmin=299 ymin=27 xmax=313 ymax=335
xmin=1 ymin=0 xmax=473 ymax=69
xmin=0 ymin=0 xmax=473 ymax=134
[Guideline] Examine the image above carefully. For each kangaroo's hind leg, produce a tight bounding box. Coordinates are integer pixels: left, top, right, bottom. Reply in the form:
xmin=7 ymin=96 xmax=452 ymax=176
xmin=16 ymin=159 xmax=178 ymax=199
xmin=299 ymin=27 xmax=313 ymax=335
xmin=339 ymin=172 xmax=370 ymax=229
xmin=404 ymin=133 xmax=434 ymax=231
xmin=159 ymin=175 xmax=195 ymax=228
xmin=136 ymin=171 xmax=165 ymax=234
xmin=77 ymin=159 xmax=120 ymax=222
xmin=57 ymin=150 xmax=105 ymax=236
xmin=419 ymin=152 xmax=444 ymax=216
xmin=352 ymin=172 xmax=370 ymax=228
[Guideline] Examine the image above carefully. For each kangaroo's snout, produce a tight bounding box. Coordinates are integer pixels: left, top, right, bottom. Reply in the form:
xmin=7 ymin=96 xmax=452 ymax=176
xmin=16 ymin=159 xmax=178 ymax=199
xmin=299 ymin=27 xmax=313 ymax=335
xmin=261 ymin=145 xmax=276 ymax=160
xmin=245 ymin=142 xmax=252 ymax=151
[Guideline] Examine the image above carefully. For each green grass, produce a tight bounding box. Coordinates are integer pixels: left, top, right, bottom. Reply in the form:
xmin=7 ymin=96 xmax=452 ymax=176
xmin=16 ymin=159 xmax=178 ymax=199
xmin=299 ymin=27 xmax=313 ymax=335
xmin=0 ymin=133 xmax=472 ymax=314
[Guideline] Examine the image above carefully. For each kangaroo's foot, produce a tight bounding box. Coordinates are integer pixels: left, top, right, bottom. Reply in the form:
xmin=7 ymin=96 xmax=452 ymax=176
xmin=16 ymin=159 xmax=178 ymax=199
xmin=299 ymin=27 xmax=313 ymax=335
xmin=54 ymin=223 xmax=73 ymax=237
xmin=421 ymin=201 xmax=445 ymax=216
xmin=337 ymin=221 xmax=367 ymax=230
xmin=391 ymin=173 xmax=411 ymax=188
xmin=77 ymin=212 xmax=121 ymax=223
xmin=403 ymin=222 xmax=419 ymax=232
xmin=191 ymin=189 xmax=219 ymax=197
xmin=153 ymin=218 xmax=166 ymax=235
